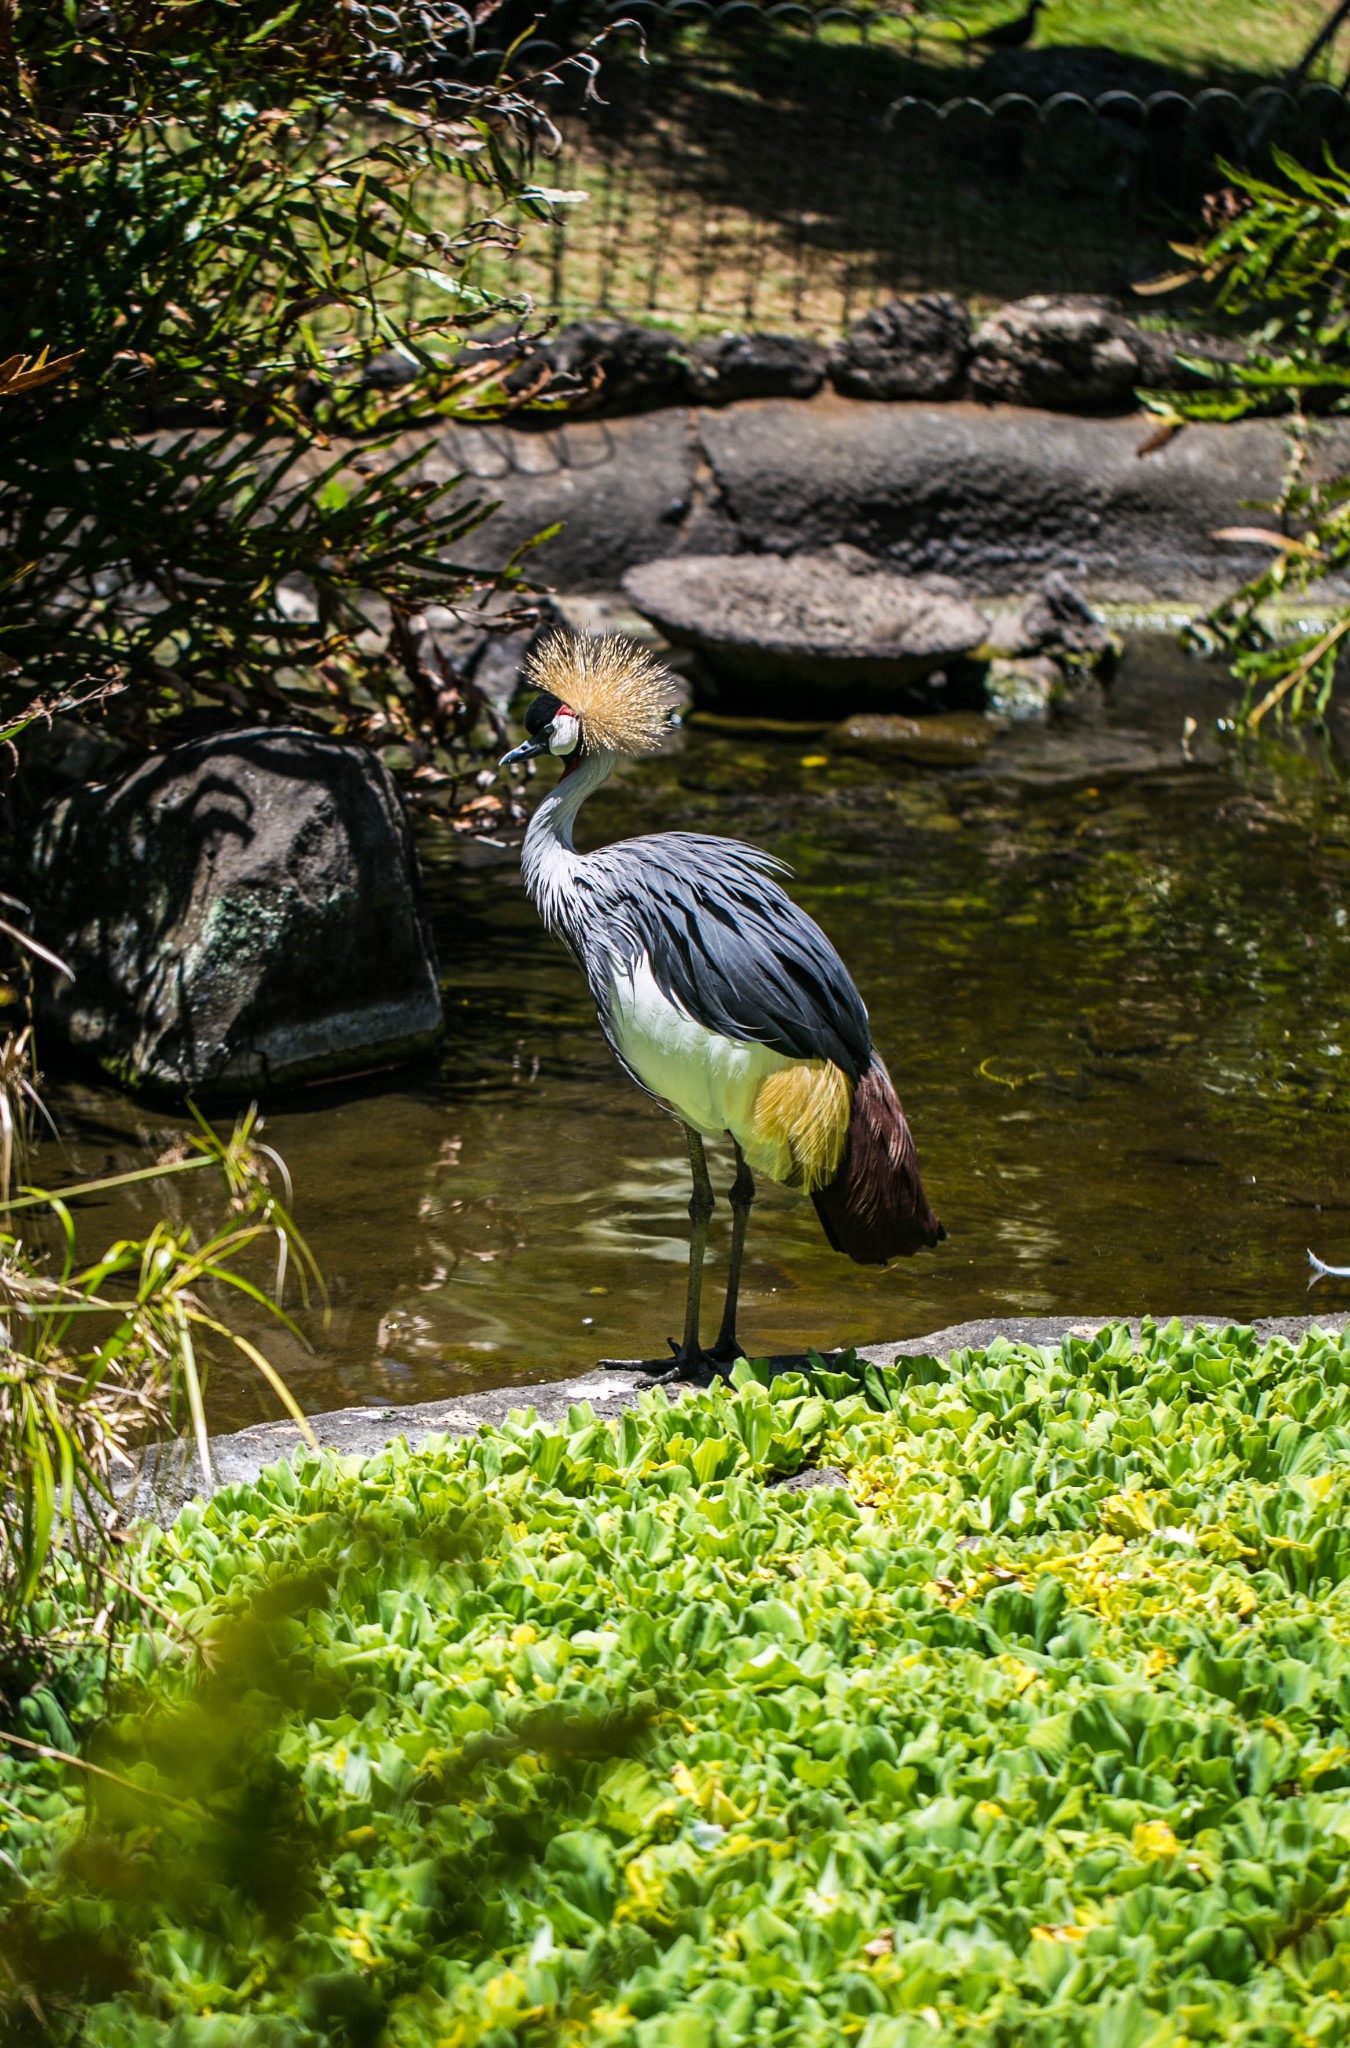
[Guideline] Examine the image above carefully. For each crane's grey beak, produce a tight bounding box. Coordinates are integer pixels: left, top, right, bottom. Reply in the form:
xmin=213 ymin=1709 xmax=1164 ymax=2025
xmin=500 ymin=732 xmax=550 ymax=768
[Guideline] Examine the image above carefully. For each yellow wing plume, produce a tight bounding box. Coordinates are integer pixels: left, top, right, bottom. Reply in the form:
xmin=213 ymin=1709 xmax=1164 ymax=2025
xmin=747 ymin=1061 xmax=853 ymax=1192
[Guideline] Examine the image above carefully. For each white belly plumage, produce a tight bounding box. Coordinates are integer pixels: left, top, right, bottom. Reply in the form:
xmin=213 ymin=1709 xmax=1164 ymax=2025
xmin=605 ymin=956 xmax=795 ymax=1160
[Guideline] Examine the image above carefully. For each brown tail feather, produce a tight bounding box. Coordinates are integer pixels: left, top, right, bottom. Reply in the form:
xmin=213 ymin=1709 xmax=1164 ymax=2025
xmin=811 ymin=1055 xmax=944 ymax=1265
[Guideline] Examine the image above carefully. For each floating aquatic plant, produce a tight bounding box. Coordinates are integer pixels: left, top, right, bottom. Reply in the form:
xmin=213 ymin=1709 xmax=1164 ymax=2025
xmin=6 ymin=1321 xmax=1350 ymax=2042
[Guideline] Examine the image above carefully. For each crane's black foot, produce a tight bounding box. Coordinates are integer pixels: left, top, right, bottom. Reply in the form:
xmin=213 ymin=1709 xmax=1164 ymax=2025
xmin=658 ymin=1337 xmax=742 ymax=1389
xmin=597 ymin=1340 xmax=734 ymax=1389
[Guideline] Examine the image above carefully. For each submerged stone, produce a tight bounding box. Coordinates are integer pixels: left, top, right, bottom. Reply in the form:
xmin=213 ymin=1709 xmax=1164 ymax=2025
xmin=828 ymin=711 xmax=994 ymax=764
xmin=29 ymin=727 xmax=443 ymax=1102
xmin=985 ymin=656 xmax=1061 ymax=721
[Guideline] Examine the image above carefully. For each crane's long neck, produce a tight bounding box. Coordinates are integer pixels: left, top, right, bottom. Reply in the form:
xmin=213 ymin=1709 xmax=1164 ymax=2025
xmin=521 ymin=747 xmax=617 ymax=934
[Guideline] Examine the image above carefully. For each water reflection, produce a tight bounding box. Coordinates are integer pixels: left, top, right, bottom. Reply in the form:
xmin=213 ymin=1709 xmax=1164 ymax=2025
xmin=36 ymin=640 xmax=1350 ymax=1430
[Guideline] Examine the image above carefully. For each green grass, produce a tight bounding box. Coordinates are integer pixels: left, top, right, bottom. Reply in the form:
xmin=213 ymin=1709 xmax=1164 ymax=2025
xmin=447 ymin=6 xmax=1350 ymax=334
xmin=926 ymin=1 xmax=1337 ymax=82
xmin=8 ymin=1321 xmax=1350 ymax=2042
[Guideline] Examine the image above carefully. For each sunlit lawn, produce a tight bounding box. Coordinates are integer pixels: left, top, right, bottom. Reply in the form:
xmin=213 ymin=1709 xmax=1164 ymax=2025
xmin=434 ymin=3 xmax=1346 ymax=336
xmin=927 ymin=0 xmax=1338 ymax=82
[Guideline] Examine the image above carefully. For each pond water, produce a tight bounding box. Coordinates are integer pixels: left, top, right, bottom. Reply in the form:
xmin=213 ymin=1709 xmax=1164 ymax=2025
xmin=39 ymin=639 xmax=1350 ymax=1433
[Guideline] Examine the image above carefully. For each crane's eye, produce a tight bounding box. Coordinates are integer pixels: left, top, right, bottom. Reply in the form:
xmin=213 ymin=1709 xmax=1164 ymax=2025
xmin=548 ymin=709 xmax=581 ymax=756
xmin=524 ymin=690 xmax=561 ymax=737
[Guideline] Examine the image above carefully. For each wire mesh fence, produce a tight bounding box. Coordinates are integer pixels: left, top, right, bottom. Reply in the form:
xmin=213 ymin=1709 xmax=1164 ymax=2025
xmin=452 ymin=8 xmax=1350 ymax=334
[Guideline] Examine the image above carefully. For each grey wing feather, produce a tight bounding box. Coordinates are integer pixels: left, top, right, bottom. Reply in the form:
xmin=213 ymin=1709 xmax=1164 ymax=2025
xmin=574 ymin=832 xmax=872 ymax=1081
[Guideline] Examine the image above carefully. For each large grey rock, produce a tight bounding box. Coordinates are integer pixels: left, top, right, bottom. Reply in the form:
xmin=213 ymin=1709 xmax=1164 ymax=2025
xmin=829 ymin=294 xmax=971 ymax=401
xmin=691 ymin=397 xmax=1350 ymax=600
xmin=623 ymin=548 xmax=988 ymax=708
xmin=413 ymin=395 xmax=1350 ymax=602
xmin=412 ymin=406 xmax=717 ymax=590
xmin=29 ymin=727 xmax=443 ymax=1101
xmin=969 ymin=296 xmax=1178 ymax=412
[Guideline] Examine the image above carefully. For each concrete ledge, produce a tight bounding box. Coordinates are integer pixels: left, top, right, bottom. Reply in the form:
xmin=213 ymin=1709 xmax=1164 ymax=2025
xmin=129 ymin=1369 xmax=651 ymax=1522
xmin=131 ymin=1313 xmax=1350 ymax=1521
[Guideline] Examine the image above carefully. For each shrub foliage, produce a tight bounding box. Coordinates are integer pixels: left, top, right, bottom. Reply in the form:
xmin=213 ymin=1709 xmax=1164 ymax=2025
xmin=0 ymin=1 xmax=586 ymax=760
xmin=6 ymin=1322 xmax=1350 ymax=2042
xmin=1147 ymin=150 xmax=1350 ymax=730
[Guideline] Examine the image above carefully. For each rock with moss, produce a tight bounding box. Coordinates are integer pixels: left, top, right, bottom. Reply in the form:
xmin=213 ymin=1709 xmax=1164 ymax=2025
xmin=28 ymin=727 xmax=443 ymax=1101
xmin=828 ymin=709 xmax=994 ymax=763
xmin=984 ymin=654 xmax=1062 ymax=720
xmin=986 ymin=572 xmax=1121 ymax=674
xmin=969 ymin=296 xmax=1179 ymax=412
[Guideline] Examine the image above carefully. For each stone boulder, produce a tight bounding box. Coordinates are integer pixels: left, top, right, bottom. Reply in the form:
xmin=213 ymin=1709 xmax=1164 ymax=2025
xmin=969 ymin=296 xmax=1177 ymax=412
xmin=28 ymin=727 xmax=443 ymax=1101
xmin=457 ymin=321 xmax=690 ymax=413
xmin=986 ymin=572 xmax=1119 ymax=667
xmin=622 ymin=548 xmax=988 ymax=710
xmin=685 ymin=332 xmax=827 ymax=405
xmin=430 ymin=397 xmax=1349 ymax=601
xmin=543 ymin=320 xmax=689 ymax=413
xmin=361 ymin=347 xmax=422 ymax=393
xmin=829 ymin=294 xmax=971 ymax=402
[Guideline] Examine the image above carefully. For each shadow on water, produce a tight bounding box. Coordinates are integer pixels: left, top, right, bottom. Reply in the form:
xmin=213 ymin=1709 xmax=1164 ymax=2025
xmin=37 ymin=637 xmax=1350 ymax=1431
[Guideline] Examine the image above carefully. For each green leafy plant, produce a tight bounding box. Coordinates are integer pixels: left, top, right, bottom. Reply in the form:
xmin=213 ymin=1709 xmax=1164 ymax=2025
xmin=1143 ymin=149 xmax=1350 ymax=729
xmin=7 ymin=1321 xmax=1350 ymax=2042
xmin=0 ymin=1099 xmax=320 ymax=1690
xmin=0 ymin=1 xmax=611 ymax=776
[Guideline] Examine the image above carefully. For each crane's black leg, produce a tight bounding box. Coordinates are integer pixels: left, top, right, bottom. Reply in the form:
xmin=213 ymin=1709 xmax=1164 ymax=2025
xmin=711 ymin=1142 xmax=755 ymax=1366
xmin=679 ymin=1125 xmax=715 ymax=1368
xmin=622 ymin=1126 xmax=716 ymax=1389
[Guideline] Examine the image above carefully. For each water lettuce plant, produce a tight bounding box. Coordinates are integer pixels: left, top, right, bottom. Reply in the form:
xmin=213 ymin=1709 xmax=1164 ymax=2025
xmin=6 ymin=1320 xmax=1350 ymax=2043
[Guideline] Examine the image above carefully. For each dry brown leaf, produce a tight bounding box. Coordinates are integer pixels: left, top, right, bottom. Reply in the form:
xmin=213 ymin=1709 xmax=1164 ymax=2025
xmin=1136 ymin=421 xmax=1182 ymax=458
xmin=1212 ymin=526 xmax=1326 ymax=559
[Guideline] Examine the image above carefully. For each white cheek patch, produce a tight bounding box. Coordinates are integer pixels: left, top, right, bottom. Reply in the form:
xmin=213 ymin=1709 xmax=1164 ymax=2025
xmin=549 ymin=712 xmax=581 ymax=756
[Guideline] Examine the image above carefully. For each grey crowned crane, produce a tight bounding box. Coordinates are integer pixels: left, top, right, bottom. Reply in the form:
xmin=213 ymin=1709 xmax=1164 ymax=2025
xmin=500 ymin=633 xmax=944 ymax=1380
